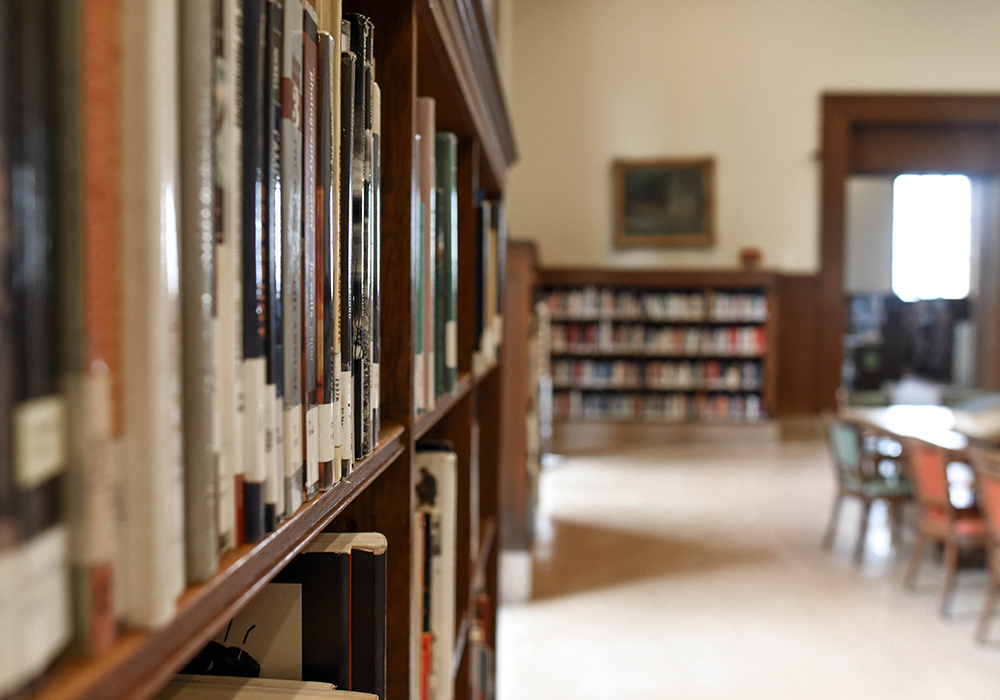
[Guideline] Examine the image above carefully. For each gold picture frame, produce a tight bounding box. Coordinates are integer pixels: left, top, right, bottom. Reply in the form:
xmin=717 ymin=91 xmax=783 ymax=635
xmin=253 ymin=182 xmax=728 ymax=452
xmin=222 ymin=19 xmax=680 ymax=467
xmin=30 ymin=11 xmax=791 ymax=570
xmin=613 ymin=157 xmax=715 ymax=248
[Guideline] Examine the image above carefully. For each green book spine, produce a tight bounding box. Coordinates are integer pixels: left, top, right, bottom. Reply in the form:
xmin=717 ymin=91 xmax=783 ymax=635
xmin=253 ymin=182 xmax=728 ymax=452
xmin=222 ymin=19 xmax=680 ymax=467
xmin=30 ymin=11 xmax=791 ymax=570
xmin=435 ymin=132 xmax=458 ymax=393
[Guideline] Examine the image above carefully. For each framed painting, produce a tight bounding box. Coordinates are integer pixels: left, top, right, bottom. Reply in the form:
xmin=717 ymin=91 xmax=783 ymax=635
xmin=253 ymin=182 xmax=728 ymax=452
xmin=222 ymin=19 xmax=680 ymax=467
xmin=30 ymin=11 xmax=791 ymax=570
xmin=613 ymin=157 xmax=715 ymax=248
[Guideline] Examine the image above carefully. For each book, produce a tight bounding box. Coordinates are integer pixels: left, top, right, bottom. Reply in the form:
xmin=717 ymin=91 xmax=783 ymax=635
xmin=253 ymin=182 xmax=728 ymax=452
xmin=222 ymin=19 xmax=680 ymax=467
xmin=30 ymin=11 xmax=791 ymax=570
xmin=264 ymin=0 xmax=286 ymax=530
xmin=119 ymin=0 xmax=186 ymax=627
xmin=414 ymin=444 xmax=457 ymax=700
xmin=317 ymin=28 xmax=336 ymax=490
xmin=212 ymin=0 xmax=241 ymax=557
xmin=280 ymin=0 xmax=305 ymax=518
xmin=338 ymin=30 xmax=355 ymax=477
xmin=415 ymin=98 xmax=436 ymax=408
xmin=52 ymin=0 xmax=119 ymax=655
xmin=157 ymin=676 xmax=376 ymax=699
xmin=222 ymin=0 xmax=245 ymax=549
xmin=413 ymin=131 xmax=426 ymax=416
xmin=180 ymin=0 xmax=220 ymax=583
xmin=371 ymin=82 xmax=381 ymax=446
xmin=272 ymin=532 xmax=387 ymax=699
xmin=4 ymin=3 xmax=72 ymax=689
xmin=302 ymin=3 xmax=320 ymax=500
xmin=435 ymin=133 xmax=458 ymax=396
xmin=240 ymin=0 xmax=269 ymax=545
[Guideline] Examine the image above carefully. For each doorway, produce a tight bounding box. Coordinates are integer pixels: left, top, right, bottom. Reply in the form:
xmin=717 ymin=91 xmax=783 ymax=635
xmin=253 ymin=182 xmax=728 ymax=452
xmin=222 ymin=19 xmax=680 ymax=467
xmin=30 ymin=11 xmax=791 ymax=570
xmin=817 ymin=94 xmax=1000 ymax=410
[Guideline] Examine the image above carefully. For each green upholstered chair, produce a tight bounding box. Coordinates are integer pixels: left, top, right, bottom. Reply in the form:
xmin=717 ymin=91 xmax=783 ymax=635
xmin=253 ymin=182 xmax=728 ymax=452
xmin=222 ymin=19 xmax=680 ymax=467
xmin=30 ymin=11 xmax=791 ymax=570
xmin=823 ymin=421 xmax=915 ymax=564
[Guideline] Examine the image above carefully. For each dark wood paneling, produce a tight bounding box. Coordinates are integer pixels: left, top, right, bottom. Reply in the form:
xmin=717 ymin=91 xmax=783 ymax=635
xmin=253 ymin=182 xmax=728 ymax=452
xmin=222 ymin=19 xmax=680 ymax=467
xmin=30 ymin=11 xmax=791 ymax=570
xmin=774 ymin=275 xmax=820 ymax=415
xmin=819 ymin=94 xmax=1000 ymax=412
xmin=540 ymin=267 xmax=776 ymax=290
xmin=498 ymin=241 xmax=537 ymax=551
xmin=851 ymin=124 xmax=1000 ymax=175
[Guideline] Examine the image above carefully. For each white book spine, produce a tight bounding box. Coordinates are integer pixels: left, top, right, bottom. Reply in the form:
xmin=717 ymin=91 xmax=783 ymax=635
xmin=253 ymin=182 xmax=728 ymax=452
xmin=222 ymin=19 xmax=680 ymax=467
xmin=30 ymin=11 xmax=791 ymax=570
xmin=243 ymin=358 xmax=268 ymax=487
xmin=119 ymin=0 xmax=186 ymax=626
xmin=305 ymin=406 xmax=319 ymax=493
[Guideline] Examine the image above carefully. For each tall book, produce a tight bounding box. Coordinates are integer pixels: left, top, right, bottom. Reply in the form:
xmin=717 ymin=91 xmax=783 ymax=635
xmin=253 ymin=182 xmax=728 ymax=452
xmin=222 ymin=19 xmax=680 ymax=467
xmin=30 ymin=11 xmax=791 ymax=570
xmin=413 ymin=131 xmax=425 ymax=416
xmin=180 ymin=0 xmax=220 ymax=583
xmin=222 ymin=0 xmax=245 ymax=548
xmin=371 ymin=82 xmax=381 ymax=444
xmin=52 ymin=0 xmax=119 ymax=654
xmin=119 ymin=0 xmax=186 ymax=625
xmin=435 ymin=133 xmax=458 ymax=395
xmin=272 ymin=532 xmax=387 ymax=700
xmin=280 ymin=0 xmax=305 ymax=518
xmin=240 ymin=0 xmax=269 ymax=544
xmin=338 ymin=27 xmax=356 ymax=477
xmin=492 ymin=203 xmax=506 ymax=351
xmin=5 ymin=1 xmax=72 ymax=687
xmin=213 ymin=0 xmax=242 ymax=555
xmin=414 ymin=444 xmax=457 ymax=700
xmin=263 ymin=0 xmax=286 ymax=530
xmin=302 ymin=2 xmax=320 ymax=500
xmin=415 ymin=98 xmax=436 ymax=408
xmin=317 ymin=27 xmax=336 ymax=490
xmin=359 ymin=19 xmax=375 ymax=457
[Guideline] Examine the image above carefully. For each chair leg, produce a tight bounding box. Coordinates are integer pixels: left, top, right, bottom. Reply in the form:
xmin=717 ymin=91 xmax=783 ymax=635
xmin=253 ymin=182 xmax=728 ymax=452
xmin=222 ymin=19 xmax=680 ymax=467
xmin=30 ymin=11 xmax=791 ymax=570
xmin=888 ymin=501 xmax=905 ymax=552
xmin=822 ymin=494 xmax=843 ymax=550
xmin=905 ymin=532 xmax=927 ymax=589
xmin=941 ymin=541 xmax=960 ymax=617
xmin=976 ymin=575 xmax=999 ymax=643
xmin=853 ymin=499 xmax=872 ymax=564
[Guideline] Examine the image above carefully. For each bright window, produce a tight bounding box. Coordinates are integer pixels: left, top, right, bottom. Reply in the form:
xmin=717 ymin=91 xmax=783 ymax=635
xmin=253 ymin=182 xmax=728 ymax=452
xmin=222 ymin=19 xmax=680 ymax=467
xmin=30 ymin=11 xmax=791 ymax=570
xmin=891 ymin=174 xmax=971 ymax=302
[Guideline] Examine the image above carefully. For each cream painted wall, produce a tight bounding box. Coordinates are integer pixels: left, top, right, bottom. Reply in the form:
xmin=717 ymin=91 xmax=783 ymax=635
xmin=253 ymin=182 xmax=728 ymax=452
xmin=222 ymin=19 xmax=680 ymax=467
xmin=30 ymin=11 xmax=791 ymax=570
xmin=503 ymin=0 xmax=1000 ymax=272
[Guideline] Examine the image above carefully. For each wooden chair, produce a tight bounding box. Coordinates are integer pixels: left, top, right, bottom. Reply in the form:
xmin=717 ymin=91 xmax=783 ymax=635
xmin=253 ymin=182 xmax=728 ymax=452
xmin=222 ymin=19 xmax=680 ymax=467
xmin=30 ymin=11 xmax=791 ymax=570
xmin=970 ymin=449 xmax=1000 ymax=642
xmin=823 ymin=421 xmax=914 ymax=564
xmin=904 ymin=441 xmax=988 ymax=616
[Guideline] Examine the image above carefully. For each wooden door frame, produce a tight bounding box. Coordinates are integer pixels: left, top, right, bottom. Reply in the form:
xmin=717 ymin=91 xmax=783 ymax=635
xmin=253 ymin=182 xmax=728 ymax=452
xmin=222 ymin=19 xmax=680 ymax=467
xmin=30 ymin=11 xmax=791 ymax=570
xmin=817 ymin=93 xmax=1000 ymax=411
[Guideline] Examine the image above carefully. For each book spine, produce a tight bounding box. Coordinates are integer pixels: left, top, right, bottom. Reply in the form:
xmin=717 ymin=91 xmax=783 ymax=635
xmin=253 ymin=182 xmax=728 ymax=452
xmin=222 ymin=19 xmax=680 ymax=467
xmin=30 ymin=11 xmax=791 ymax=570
xmin=359 ymin=22 xmax=374 ymax=456
xmin=212 ymin=0 xmax=237 ymax=556
xmin=180 ymin=0 xmax=220 ymax=583
xmin=346 ymin=14 xmax=366 ymax=460
xmin=263 ymin=0 xmax=285 ymax=530
xmin=318 ymin=30 xmax=336 ymax=490
xmin=371 ymin=82 xmax=381 ymax=446
xmin=494 ymin=203 xmax=506 ymax=348
xmin=53 ymin=0 xmax=119 ymax=655
xmin=415 ymin=99 xmax=436 ymax=403
xmin=436 ymin=133 xmax=458 ymax=393
xmin=302 ymin=3 xmax=320 ymax=500
xmin=339 ymin=26 xmax=355 ymax=477
xmin=434 ymin=184 xmax=447 ymax=398
xmin=226 ymin=0 xmax=246 ymax=548
xmin=280 ymin=0 xmax=304 ymax=518
xmin=351 ymin=547 xmax=387 ymax=700
xmin=6 ymin=1 xmax=72 ymax=685
xmin=240 ymin=0 xmax=268 ymax=544
xmin=412 ymin=132 xmax=425 ymax=416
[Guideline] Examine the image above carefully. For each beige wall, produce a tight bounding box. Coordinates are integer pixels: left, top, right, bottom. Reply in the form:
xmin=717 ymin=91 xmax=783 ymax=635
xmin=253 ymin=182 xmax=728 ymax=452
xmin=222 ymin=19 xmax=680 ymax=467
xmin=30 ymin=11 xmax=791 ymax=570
xmin=503 ymin=0 xmax=1000 ymax=272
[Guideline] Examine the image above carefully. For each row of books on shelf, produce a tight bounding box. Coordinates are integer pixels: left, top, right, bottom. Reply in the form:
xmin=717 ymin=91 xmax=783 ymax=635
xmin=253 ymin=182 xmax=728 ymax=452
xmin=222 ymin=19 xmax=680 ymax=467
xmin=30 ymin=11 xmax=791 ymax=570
xmin=554 ymin=391 xmax=766 ymax=423
xmin=164 ymin=442 xmax=473 ymax=700
xmin=550 ymin=323 xmax=767 ymax=357
xmin=546 ymin=287 xmax=767 ymax=322
xmin=552 ymin=359 xmax=764 ymax=392
xmin=411 ymin=95 xmax=506 ymax=413
xmin=0 ymin=0 xmax=390 ymax=692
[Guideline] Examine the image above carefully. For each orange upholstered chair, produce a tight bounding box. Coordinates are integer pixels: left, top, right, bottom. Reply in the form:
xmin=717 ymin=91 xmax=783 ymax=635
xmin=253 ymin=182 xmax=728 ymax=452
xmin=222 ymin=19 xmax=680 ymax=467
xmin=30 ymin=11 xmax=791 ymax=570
xmin=904 ymin=441 xmax=988 ymax=616
xmin=971 ymin=450 xmax=1000 ymax=642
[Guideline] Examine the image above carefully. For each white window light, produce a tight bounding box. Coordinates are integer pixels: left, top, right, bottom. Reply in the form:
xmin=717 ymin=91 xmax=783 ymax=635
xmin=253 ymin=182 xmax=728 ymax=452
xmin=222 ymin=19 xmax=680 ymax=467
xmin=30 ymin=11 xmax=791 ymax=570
xmin=891 ymin=173 xmax=971 ymax=302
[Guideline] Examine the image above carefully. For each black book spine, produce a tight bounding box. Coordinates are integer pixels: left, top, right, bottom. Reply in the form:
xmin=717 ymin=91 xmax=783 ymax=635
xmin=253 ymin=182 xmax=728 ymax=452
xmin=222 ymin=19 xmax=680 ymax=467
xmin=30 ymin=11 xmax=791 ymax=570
xmin=0 ymin=0 xmax=14 ymax=550
xmin=346 ymin=14 xmax=366 ymax=460
xmin=351 ymin=548 xmax=386 ymax=700
xmin=338 ymin=41 xmax=355 ymax=477
xmin=474 ymin=202 xmax=485 ymax=362
xmin=371 ymin=84 xmax=381 ymax=445
xmin=240 ymin=0 xmax=267 ymax=544
xmin=360 ymin=19 xmax=374 ymax=456
xmin=318 ymin=32 xmax=335 ymax=490
xmin=263 ymin=0 xmax=284 ymax=531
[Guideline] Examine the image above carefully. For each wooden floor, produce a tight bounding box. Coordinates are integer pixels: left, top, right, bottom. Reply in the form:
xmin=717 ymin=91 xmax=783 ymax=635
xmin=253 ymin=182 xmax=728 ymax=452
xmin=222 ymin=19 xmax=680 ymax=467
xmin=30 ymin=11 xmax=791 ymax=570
xmin=497 ymin=439 xmax=1000 ymax=699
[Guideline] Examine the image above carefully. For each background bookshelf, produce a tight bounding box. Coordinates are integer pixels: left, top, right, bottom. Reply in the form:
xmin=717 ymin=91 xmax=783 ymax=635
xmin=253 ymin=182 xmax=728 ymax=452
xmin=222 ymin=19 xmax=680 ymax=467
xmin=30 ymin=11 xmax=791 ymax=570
xmin=26 ymin=1 xmax=514 ymax=700
xmin=540 ymin=269 xmax=779 ymax=448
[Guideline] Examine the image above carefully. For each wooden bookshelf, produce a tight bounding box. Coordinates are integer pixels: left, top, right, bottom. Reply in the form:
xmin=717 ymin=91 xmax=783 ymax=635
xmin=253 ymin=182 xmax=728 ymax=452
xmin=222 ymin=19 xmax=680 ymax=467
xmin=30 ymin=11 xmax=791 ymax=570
xmin=28 ymin=2 xmax=515 ymax=700
xmin=540 ymin=268 xmax=779 ymax=429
